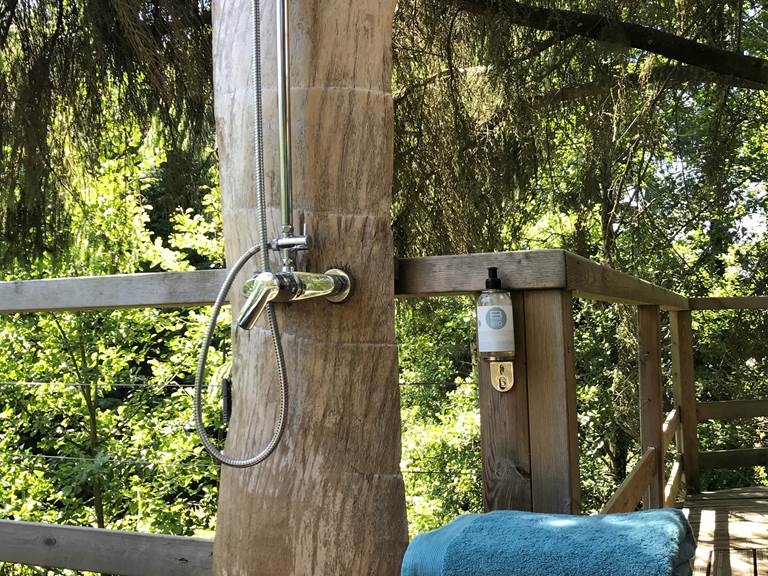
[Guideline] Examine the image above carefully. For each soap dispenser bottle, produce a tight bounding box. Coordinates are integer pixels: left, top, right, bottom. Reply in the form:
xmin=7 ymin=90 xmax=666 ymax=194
xmin=476 ymin=267 xmax=515 ymax=391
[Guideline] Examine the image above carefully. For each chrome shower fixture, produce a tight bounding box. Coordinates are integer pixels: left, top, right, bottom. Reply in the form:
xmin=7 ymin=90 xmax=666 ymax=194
xmin=237 ymin=268 xmax=352 ymax=330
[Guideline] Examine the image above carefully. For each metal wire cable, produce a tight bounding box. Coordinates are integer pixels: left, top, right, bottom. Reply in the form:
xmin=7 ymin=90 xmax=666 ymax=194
xmin=5 ymin=453 xmax=220 ymax=469
xmin=0 ymin=381 xmax=196 ymax=389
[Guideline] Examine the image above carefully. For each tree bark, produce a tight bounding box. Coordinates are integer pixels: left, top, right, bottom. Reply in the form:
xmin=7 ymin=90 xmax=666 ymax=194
xmin=457 ymin=0 xmax=768 ymax=89
xmin=211 ymin=1 xmax=408 ymax=575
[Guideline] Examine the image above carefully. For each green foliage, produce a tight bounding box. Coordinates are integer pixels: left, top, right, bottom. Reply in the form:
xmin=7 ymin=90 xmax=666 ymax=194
xmin=0 ymin=98 xmax=226 ymax=570
xmin=4 ymin=2 xmax=768 ymax=569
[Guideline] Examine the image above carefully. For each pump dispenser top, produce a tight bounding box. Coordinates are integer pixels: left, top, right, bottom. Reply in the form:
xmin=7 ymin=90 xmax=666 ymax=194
xmin=486 ymin=267 xmax=502 ymax=290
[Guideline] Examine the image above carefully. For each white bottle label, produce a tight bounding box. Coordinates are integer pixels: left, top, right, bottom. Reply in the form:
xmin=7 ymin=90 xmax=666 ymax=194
xmin=477 ymin=305 xmax=515 ymax=354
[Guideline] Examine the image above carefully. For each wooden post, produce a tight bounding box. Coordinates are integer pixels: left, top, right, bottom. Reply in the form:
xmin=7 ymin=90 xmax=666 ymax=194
xmin=670 ymin=310 xmax=700 ymax=492
xmin=523 ymin=290 xmax=580 ymax=513
xmin=637 ymin=305 xmax=664 ymax=508
xmin=211 ymin=1 xmax=408 ymax=574
xmin=478 ymin=292 xmax=532 ymax=511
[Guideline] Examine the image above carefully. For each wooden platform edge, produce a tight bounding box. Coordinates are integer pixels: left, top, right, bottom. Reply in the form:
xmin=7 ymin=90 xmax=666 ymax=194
xmin=0 ymin=520 xmax=213 ymax=576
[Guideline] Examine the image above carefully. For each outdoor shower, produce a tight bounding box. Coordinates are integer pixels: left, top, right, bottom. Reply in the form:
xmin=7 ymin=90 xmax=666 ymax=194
xmin=193 ymin=0 xmax=352 ymax=468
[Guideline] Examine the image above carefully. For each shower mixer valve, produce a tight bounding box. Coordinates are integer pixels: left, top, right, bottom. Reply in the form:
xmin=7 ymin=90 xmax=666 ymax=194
xmin=237 ymin=268 xmax=352 ymax=330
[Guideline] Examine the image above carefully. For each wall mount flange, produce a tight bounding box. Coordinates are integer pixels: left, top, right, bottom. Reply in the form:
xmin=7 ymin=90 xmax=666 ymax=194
xmin=325 ymin=268 xmax=352 ymax=303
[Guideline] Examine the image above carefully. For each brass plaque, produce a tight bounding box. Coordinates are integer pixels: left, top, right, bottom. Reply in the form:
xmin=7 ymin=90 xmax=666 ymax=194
xmin=490 ymin=361 xmax=514 ymax=392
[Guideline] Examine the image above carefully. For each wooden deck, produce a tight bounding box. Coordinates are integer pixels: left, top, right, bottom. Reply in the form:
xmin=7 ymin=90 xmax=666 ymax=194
xmin=683 ymin=487 xmax=768 ymax=575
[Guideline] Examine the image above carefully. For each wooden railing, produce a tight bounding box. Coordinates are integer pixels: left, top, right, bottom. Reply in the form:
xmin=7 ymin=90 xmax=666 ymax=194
xmin=687 ymin=296 xmax=768 ymax=477
xmin=0 ymin=249 xmax=765 ymax=574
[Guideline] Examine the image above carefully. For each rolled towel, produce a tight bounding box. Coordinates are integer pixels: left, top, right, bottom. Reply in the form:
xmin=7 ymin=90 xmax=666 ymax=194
xmin=402 ymin=509 xmax=696 ymax=576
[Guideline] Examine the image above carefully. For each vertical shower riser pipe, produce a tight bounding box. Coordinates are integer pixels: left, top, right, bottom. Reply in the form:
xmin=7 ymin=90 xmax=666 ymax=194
xmin=276 ymin=0 xmax=294 ymax=270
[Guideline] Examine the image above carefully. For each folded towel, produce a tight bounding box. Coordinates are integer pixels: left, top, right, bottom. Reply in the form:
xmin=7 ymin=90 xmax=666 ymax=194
xmin=402 ymin=509 xmax=696 ymax=576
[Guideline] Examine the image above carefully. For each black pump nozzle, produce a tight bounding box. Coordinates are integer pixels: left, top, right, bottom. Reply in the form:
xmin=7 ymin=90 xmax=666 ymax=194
xmin=486 ymin=267 xmax=502 ymax=290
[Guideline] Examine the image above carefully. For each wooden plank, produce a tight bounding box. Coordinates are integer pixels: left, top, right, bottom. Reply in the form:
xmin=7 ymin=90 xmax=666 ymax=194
xmin=710 ymin=549 xmax=756 ymax=576
xmin=638 ymin=305 xmax=664 ymax=508
xmin=564 ymin=252 xmax=689 ymax=310
xmin=690 ymin=296 xmax=768 ymax=310
xmin=395 ymin=250 xmax=566 ymax=297
xmin=756 ymin=550 xmax=768 ymax=574
xmin=0 ymin=270 xmax=228 ymax=313
xmin=670 ymin=310 xmax=701 ymax=492
xmin=698 ymin=400 xmax=768 ymax=421
xmin=601 ymin=448 xmax=658 ymax=514
xmin=700 ymin=448 xmax=768 ymax=470
xmin=0 ymin=520 xmax=212 ymax=576
xmin=664 ymin=457 xmax=683 ymax=507
xmin=478 ymin=291 xmax=532 ymax=511
xmin=524 ymin=289 xmax=580 ymax=513
xmin=662 ymin=408 xmax=680 ymax=454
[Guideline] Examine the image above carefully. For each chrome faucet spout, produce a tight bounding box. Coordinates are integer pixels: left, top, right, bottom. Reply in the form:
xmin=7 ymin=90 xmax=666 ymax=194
xmin=237 ymin=269 xmax=352 ymax=330
xmin=237 ymin=272 xmax=280 ymax=330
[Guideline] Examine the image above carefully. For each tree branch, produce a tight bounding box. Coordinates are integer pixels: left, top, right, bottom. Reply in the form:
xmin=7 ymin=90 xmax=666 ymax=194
xmin=456 ymin=0 xmax=768 ymax=88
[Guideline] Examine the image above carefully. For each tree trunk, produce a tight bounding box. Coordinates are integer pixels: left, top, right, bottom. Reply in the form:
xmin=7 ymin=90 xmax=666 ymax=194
xmin=211 ymin=1 xmax=408 ymax=574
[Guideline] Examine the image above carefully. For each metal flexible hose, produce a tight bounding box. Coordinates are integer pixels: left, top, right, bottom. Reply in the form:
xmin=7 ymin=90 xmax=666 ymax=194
xmin=193 ymin=0 xmax=289 ymax=467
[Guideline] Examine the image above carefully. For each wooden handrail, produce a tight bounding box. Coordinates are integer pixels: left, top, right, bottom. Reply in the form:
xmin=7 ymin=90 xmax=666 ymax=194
xmin=700 ymin=447 xmax=768 ymax=470
xmin=697 ymin=399 xmax=768 ymax=421
xmin=0 ymin=250 xmax=691 ymax=313
xmin=661 ymin=408 xmax=679 ymax=454
xmin=664 ymin=457 xmax=684 ymax=507
xmin=690 ymin=296 xmax=768 ymax=310
xmin=0 ymin=270 xmax=227 ymax=313
xmin=601 ymin=448 xmax=658 ymax=514
xmin=0 ymin=520 xmax=212 ymax=576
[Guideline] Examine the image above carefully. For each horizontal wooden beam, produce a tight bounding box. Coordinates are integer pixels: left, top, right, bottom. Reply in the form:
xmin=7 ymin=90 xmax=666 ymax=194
xmin=0 ymin=520 xmax=212 ymax=576
xmin=395 ymin=250 xmax=567 ymax=296
xmin=690 ymin=296 xmax=768 ymax=310
xmin=661 ymin=408 xmax=679 ymax=454
xmin=699 ymin=448 xmax=768 ymax=470
xmin=0 ymin=270 xmax=228 ymax=314
xmin=697 ymin=400 xmax=768 ymax=421
xmin=664 ymin=458 xmax=683 ymax=508
xmin=0 ymin=250 xmax=691 ymax=312
xmin=601 ymin=448 xmax=657 ymax=514
xmin=564 ymin=253 xmax=688 ymax=310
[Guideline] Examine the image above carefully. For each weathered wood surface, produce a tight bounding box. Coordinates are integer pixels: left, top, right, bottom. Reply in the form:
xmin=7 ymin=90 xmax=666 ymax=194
xmin=565 ymin=252 xmax=689 ymax=310
xmin=690 ymin=296 xmax=768 ymax=310
xmin=211 ymin=0 xmax=407 ymax=574
xmin=395 ymin=250 xmax=566 ymax=296
xmin=661 ymin=408 xmax=679 ymax=455
xmin=664 ymin=457 xmax=683 ymax=507
xmin=600 ymin=448 xmax=657 ymax=514
xmin=524 ymin=290 xmax=580 ymax=513
xmin=670 ymin=310 xmax=701 ymax=492
xmin=683 ymin=487 xmax=768 ymax=575
xmin=698 ymin=400 xmax=768 ymax=421
xmin=0 ymin=270 xmax=227 ymax=313
xmin=478 ymin=291 xmax=532 ymax=511
xmin=638 ymin=305 xmax=664 ymax=509
xmin=0 ymin=249 xmax=695 ymax=312
xmin=0 ymin=520 xmax=212 ymax=576
xmin=700 ymin=448 xmax=768 ymax=470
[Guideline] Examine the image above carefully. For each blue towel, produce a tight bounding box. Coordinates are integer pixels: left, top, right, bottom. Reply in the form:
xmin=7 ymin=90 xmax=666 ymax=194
xmin=402 ymin=509 xmax=696 ymax=576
